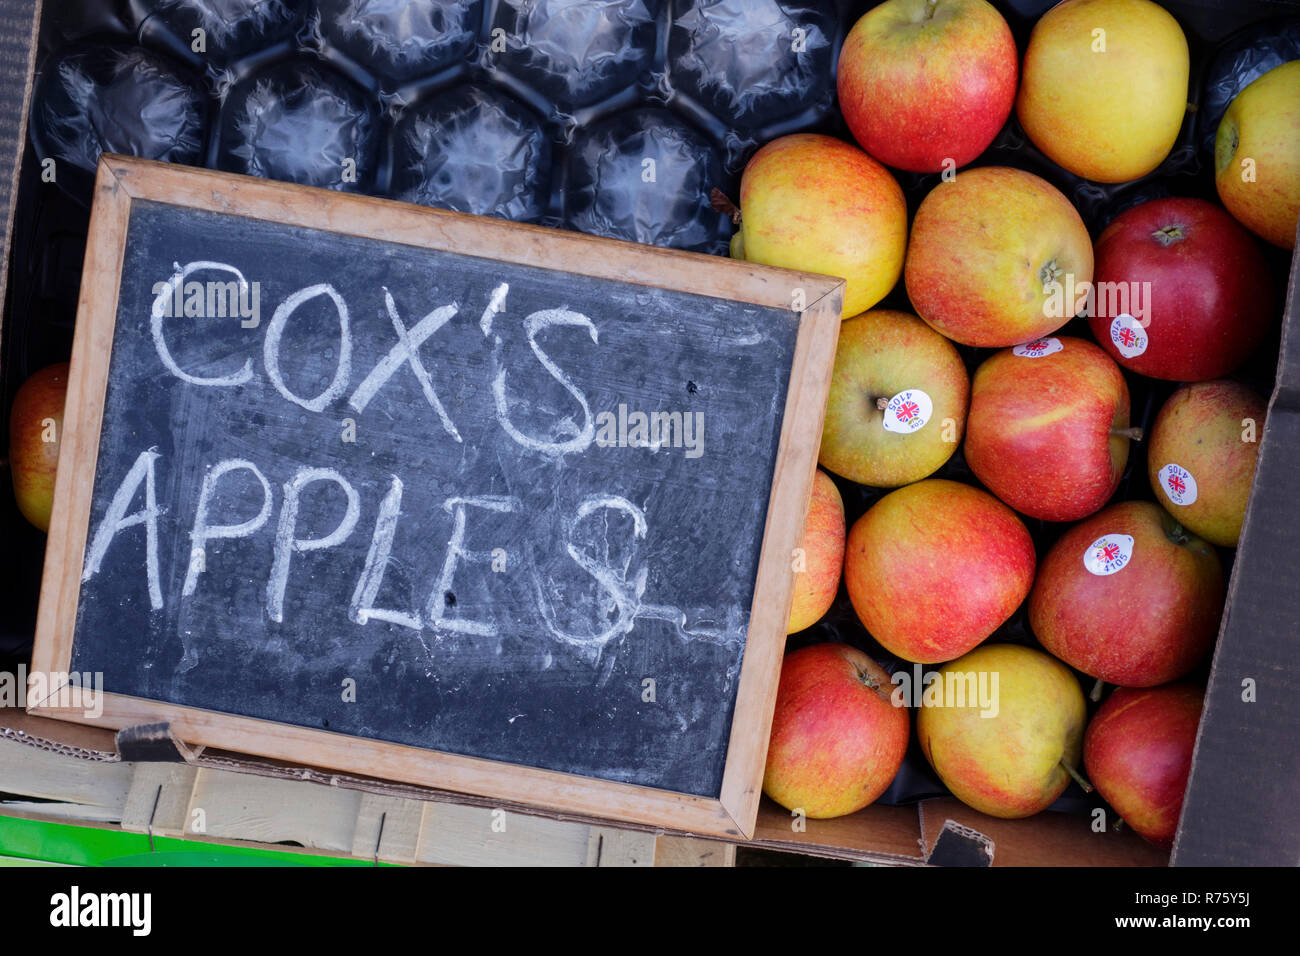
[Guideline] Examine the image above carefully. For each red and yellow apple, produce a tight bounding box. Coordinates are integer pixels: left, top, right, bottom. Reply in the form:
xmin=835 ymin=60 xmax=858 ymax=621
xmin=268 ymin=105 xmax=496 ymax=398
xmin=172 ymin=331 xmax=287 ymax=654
xmin=1147 ymin=380 xmax=1267 ymax=547
xmin=763 ymin=643 xmax=910 ymax=818
xmin=1017 ymin=0 xmax=1189 ymax=183
xmin=965 ymin=336 xmax=1132 ymax=522
xmin=917 ymin=643 xmax=1088 ymax=818
xmin=1084 ymin=683 xmax=1204 ymax=848
xmin=10 ymin=362 xmax=69 ymax=532
xmin=844 ymin=479 xmax=1036 ymax=664
xmin=737 ymin=133 xmax=907 ymax=319
xmin=1030 ymin=501 xmax=1225 ymax=687
xmin=1089 ymin=197 xmax=1275 ymax=381
xmin=818 ymin=309 xmax=969 ymax=487
xmin=787 ymin=469 xmax=845 ymax=633
xmin=904 ymin=167 xmax=1092 ymax=347
xmin=837 ymin=0 xmax=1018 ymax=173
xmin=1215 ymin=59 xmax=1300 ymax=249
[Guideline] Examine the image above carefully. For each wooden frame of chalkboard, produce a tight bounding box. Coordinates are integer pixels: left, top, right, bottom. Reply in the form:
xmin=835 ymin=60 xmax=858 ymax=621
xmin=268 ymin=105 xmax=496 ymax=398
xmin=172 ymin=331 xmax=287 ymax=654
xmin=28 ymin=155 xmax=843 ymax=839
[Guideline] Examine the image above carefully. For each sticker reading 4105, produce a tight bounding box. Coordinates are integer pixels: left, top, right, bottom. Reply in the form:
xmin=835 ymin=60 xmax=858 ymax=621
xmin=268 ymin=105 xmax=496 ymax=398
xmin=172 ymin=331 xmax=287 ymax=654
xmin=1158 ymin=463 xmax=1198 ymax=506
xmin=1083 ymin=533 xmax=1134 ymax=576
xmin=1013 ymin=337 xmax=1063 ymax=358
xmin=883 ymin=389 xmax=933 ymax=434
xmin=1110 ymin=314 xmax=1149 ymax=358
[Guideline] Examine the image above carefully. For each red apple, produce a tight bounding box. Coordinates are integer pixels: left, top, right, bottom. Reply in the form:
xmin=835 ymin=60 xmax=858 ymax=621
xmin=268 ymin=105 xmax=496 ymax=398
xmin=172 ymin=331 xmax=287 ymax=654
xmin=1088 ymin=197 xmax=1275 ymax=380
xmin=905 ymin=167 xmax=1093 ymax=347
xmin=1030 ymin=501 xmax=1225 ymax=687
xmin=1084 ymin=684 xmax=1204 ymax=848
xmin=9 ymin=362 xmax=69 ymax=532
xmin=845 ymin=479 xmax=1036 ymax=664
xmin=1147 ymin=380 xmax=1267 ymax=547
xmin=837 ymin=0 xmax=1018 ymax=173
xmin=763 ymin=643 xmax=910 ymax=818
xmin=965 ymin=336 xmax=1133 ymax=522
xmin=787 ymin=469 xmax=845 ymax=634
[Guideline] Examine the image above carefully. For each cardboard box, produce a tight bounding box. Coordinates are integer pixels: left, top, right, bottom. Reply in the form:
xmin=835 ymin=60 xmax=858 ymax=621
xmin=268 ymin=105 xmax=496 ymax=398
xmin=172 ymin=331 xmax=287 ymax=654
xmin=2 ymin=0 xmax=1297 ymax=865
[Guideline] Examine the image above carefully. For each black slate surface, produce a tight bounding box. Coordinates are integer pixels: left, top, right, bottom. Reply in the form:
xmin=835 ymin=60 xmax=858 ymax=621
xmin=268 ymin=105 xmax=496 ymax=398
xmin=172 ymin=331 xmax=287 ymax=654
xmin=68 ymin=199 xmax=799 ymax=798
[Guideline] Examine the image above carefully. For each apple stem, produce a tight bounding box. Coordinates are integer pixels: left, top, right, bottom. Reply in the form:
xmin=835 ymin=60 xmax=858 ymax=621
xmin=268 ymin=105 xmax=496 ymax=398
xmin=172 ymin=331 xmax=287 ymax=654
xmin=1039 ymin=257 xmax=1063 ymax=288
xmin=1152 ymin=224 xmax=1186 ymax=247
xmin=1113 ymin=817 xmax=1126 ymax=833
xmin=709 ymin=188 xmax=741 ymax=225
xmin=1061 ymin=761 xmax=1094 ymax=794
xmin=1090 ymin=677 xmax=1105 ymax=702
xmin=853 ymin=666 xmax=880 ymax=692
xmin=875 ymin=396 xmax=890 ymax=411
xmin=1110 ymin=426 xmax=1144 ymax=441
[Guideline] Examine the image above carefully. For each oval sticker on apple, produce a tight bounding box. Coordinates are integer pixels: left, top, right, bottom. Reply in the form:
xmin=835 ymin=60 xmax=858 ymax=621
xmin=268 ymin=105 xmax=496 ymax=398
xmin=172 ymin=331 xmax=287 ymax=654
xmin=1012 ymin=338 xmax=1063 ymax=358
xmin=882 ymin=389 xmax=933 ymax=434
xmin=1083 ymin=534 xmax=1134 ymax=576
xmin=1109 ymin=314 xmax=1148 ymax=358
xmin=1157 ymin=463 xmax=1198 ymax=506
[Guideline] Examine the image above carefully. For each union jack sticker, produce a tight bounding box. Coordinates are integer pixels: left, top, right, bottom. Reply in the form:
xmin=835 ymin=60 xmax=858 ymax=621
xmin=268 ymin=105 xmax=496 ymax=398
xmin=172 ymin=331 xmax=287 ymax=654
xmin=1082 ymin=533 xmax=1135 ymax=576
xmin=882 ymin=388 xmax=933 ymax=435
xmin=1157 ymin=463 xmax=1198 ymax=506
xmin=1109 ymin=314 xmax=1149 ymax=359
xmin=1012 ymin=337 xmax=1063 ymax=358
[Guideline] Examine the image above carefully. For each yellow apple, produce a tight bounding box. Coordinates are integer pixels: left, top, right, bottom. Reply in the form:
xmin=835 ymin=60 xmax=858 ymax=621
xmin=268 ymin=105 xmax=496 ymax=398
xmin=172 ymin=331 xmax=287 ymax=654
xmin=1215 ymin=60 xmax=1300 ymax=249
xmin=917 ymin=644 xmax=1087 ymax=818
xmin=739 ymin=133 xmax=907 ymax=318
xmin=904 ymin=167 xmax=1093 ymax=347
xmin=787 ymin=469 xmax=845 ymax=634
xmin=1146 ymin=380 xmax=1267 ymax=547
xmin=1017 ymin=0 xmax=1189 ymax=183
xmin=819 ymin=309 xmax=969 ymax=486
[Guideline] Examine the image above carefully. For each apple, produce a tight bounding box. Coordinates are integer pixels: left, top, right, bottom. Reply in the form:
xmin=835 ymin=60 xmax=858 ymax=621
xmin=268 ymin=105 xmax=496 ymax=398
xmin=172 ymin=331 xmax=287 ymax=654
xmin=738 ymin=133 xmax=908 ymax=319
xmin=1030 ymin=501 xmax=1225 ymax=688
xmin=9 ymin=362 xmax=69 ymax=533
xmin=917 ymin=643 xmax=1088 ymax=818
xmin=844 ymin=479 xmax=1036 ymax=664
xmin=965 ymin=336 xmax=1133 ymax=522
xmin=1215 ymin=60 xmax=1300 ymax=249
xmin=818 ymin=309 xmax=969 ymax=487
xmin=1017 ymin=0 xmax=1189 ymax=183
xmin=904 ymin=167 xmax=1093 ymax=347
xmin=1084 ymin=684 xmax=1204 ymax=848
xmin=1088 ymin=197 xmax=1275 ymax=381
xmin=787 ymin=469 xmax=845 ymax=634
xmin=837 ymin=0 xmax=1018 ymax=173
xmin=1147 ymin=380 xmax=1267 ymax=547
xmin=763 ymin=643 xmax=910 ymax=818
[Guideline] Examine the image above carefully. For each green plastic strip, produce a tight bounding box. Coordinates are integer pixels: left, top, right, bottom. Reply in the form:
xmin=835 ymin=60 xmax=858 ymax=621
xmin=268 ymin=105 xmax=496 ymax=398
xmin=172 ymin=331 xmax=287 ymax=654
xmin=0 ymin=814 xmax=397 ymax=867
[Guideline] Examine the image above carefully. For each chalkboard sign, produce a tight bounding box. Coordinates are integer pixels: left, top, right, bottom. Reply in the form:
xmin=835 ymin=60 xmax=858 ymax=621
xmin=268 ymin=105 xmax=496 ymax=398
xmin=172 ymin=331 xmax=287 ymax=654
xmin=30 ymin=156 xmax=842 ymax=837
